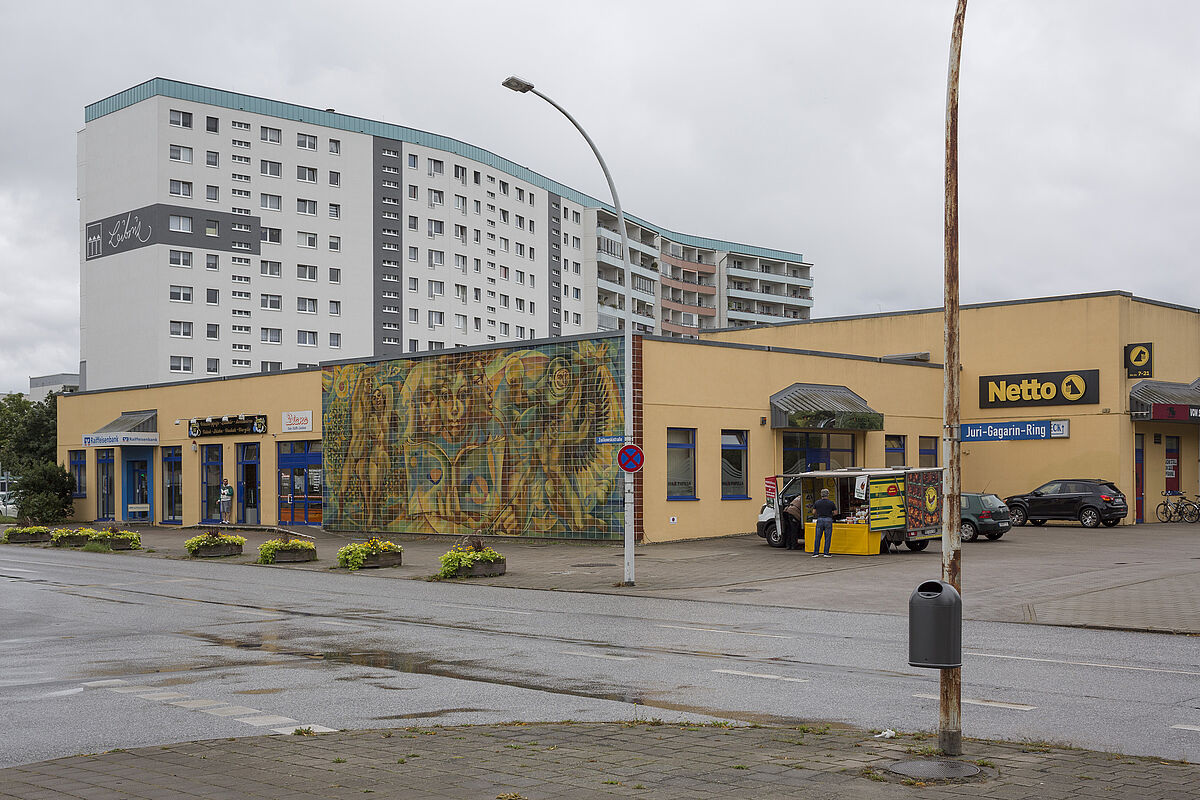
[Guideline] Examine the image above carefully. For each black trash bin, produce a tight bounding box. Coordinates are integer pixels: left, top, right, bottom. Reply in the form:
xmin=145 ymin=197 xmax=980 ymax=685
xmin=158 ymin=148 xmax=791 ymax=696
xmin=908 ymin=580 xmax=962 ymax=668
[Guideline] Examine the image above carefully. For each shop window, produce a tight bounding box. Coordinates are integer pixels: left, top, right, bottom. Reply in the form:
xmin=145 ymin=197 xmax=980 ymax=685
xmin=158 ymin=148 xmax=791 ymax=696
xmin=667 ymin=428 xmax=697 ymax=499
xmin=782 ymin=432 xmax=856 ymax=473
xmin=96 ymin=449 xmax=115 ymax=520
xmin=69 ymin=450 xmax=86 ymax=497
xmin=918 ymin=436 xmax=939 ymax=467
xmin=884 ymin=435 xmax=906 ymax=468
xmin=162 ymin=447 xmax=182 ymax=524
xmin=201 ymin=444 xmax=223 ymax=523
xmin=720 ymin=430 xmax=749 ymax=499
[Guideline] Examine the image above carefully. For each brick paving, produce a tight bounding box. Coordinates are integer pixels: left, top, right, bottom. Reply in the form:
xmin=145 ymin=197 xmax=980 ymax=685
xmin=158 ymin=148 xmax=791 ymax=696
xmin=1 ymin=723 xmax=1196 ymax=800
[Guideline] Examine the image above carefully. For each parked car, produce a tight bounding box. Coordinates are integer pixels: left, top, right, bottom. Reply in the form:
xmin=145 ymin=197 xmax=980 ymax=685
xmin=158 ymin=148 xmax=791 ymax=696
xmin=756 ymin=494 xmax=796 ymax=548
xmin=1004 ymin=479 xmax=1128 ymax=528
xmin=961 ymin=492 xmax=1010 ymax=541
xmin=0 ymin=491 xmax=17 ymax=517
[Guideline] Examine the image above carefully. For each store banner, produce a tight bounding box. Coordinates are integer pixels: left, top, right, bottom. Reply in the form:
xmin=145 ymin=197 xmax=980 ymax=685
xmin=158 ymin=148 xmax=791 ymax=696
xmin=978 ymin=370 xmax=1099 ymax=408
xmin=282 ymin=410 xmax=313 ymax=432
xmin=187 ymin=415 xmax=267 ymax=437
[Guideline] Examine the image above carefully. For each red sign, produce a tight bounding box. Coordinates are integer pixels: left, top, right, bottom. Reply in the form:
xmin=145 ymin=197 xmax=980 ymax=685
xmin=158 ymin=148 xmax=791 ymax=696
xmin=765 ymin=476 xmax=777 ymax=500
xmin=1151 ymin=403 xmax=1200 ymax=421
xmin=617 ymin=444 xmax=644 ymax=473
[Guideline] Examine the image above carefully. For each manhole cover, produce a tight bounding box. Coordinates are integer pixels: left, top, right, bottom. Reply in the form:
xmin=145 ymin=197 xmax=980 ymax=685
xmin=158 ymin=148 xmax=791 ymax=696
xmin=889 ymin=760 xmax=981 ymax=780
xmin=725 ymin=588 xmax=762 ymax=593
xmin=571 ymin=563 xmax=617 ymax=568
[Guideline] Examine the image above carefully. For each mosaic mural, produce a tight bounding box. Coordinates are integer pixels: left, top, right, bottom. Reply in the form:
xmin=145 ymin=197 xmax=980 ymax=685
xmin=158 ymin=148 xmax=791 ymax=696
xmin=322 ymin=338 xmax=625 ymax=539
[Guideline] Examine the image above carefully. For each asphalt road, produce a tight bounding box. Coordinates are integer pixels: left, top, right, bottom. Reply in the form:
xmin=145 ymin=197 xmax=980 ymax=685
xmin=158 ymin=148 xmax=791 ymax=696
xmin=3 ymin=546 xmax=1198 ymax=768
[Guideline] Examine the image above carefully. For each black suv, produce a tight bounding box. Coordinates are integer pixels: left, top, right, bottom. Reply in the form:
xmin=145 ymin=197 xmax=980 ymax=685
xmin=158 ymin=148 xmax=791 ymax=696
xmin=1004 ymin=479 xmax=1128 ymax=528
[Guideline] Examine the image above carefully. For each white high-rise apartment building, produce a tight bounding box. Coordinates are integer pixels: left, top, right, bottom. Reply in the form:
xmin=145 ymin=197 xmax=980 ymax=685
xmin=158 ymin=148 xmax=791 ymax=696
xmin=78 ymin=79 xmax=813 ymax=390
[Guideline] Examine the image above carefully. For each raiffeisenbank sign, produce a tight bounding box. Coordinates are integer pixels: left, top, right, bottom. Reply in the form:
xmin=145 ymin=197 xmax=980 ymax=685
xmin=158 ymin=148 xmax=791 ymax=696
xmin=978 ymin=369 xmax=1100 ymax=409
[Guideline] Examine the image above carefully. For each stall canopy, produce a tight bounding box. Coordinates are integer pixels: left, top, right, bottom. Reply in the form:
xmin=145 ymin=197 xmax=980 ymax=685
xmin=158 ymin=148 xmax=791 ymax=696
xmin=1130 ymin=378 xmax=1200 ymax=424
xmin=82 ymin=409 xmax=159 ymax=446
xmin=769 ymin=383 xmax=884 ymax=430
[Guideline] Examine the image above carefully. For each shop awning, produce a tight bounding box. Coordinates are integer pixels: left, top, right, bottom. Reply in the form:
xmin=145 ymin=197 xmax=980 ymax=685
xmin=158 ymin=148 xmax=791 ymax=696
xmin=769 ymin=383 xmax=884 ymax=430
xmin=1130 ymin=378 xmax=1200 ymax=423
xmin=82 ymin=410 xmax=159 ymax=446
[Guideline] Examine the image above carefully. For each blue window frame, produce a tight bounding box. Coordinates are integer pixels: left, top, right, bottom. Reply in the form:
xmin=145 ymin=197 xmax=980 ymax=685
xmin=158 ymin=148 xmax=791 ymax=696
xmin=162 ymin=447 xmax=183 ymax=524
xmin=720 ymin=430 xmax=749 ymax=499
xmin=201 ymin=444 xmax=223 ymax=523
xmin=919 ymin=436 xmax=938 ymax=467
xmin=69 ymin=450 xmax=86 ymax=497
xmin=96 ymin=449 xmax=115 ymax=520
xmin=667 ymin=428 xmax=697 ymax=500
xmin=884 ymin=435 xmax=906 ymax=468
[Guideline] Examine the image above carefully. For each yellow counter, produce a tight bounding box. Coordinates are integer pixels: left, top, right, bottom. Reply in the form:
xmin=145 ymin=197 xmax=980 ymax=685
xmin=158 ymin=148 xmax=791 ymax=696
xmin=804 ymin=521 xmax=881 ymax=556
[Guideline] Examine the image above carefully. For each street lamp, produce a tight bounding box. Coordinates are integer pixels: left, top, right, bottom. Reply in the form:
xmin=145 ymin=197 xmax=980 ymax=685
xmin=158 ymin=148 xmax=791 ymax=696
xmin=503 ymin=75 xmax=636 ymax=586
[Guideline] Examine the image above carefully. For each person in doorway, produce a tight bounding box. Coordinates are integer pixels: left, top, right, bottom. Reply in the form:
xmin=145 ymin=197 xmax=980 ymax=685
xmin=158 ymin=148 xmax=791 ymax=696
xmin=782 ymin=495 xmax=804 ymax=550
xmin=219 ymin=477 xmax=234 ymax=524
xmin=812 ymin=488 xmax=837 ymax=558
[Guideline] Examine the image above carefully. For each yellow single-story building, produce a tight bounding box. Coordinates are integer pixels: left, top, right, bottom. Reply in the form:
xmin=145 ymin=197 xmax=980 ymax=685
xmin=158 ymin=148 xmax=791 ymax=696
xmin=57 ymin=291 xmax=1200 ymax=539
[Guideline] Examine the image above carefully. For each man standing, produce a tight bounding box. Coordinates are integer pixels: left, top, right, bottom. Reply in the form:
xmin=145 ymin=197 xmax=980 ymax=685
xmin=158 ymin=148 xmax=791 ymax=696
xmin=219 ymin=477 xmax=234 ymax=524
xmin=812 ymin=488 xmax=837 ymax=558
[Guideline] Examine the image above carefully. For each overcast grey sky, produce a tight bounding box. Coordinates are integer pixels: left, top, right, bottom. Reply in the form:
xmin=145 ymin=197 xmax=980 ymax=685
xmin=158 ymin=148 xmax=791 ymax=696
xmin=1 ymin=0 xmax=1197 ymax=394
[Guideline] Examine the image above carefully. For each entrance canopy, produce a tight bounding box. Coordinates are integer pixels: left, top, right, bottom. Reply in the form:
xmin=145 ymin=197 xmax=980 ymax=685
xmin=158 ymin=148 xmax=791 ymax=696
xmin=1130 ymin=378 xmax=1200 ymax=424
xmin=82 ymin=409 xmax=159 ymax=446
xmin=769 ymin=383 xmax=884 ymax=430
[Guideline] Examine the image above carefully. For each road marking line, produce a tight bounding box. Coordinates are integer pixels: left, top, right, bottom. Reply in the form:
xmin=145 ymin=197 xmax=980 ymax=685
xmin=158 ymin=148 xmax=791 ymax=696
xmin=272 ymin=724 xmax=337 ymax=734
xmin=237 ymin=715 xmax=298 ymax=727
xmin=658 ymin=624 xmax=791 ymax=639
xmin=106 ymin=686 xmax=157 ymax=693
xmin=0 ymin=567 xmax=36 ymax=573
xmin=967 ymin=651 xmax=1200 ymax=677
xmin=138 ymin=691 xmax=190 ymax=701
xmin=712 ymin=669 xmax=809 ymax=683
xmin=171 ymin=699 xmax=227 ymax=709
xmin=200 ymin=705 xmax=261 ymax=717
xmin=313 ymin=620 xmax=362 ymax=627
xmin=39 ymin=688 xmax=85 ymax=698
xmin=0 ymin=558 xmax=108 ymax=570
xmin=81 ymin=680 xmax=127 ymax=688
xmin=226 ymin=608 xmax=280 ymax=617
xmin=912 ymin=693 xmax=1036 ymax=711
xmin=437 ymin=603 xmax=535 ymax=615
xmin=1172 ymin=725 xmax=1200 ymax=732
xmin=561 ymin=650 xmax=635 ymax=661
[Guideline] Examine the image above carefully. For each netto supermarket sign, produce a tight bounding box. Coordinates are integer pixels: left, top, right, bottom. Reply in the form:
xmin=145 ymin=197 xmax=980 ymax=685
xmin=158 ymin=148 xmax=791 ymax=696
xmin=978 ymin=369 xmax=1099 ymax=409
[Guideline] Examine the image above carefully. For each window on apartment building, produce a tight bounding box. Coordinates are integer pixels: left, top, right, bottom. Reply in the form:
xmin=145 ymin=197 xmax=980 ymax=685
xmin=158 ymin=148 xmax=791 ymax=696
xmin=258 ymin=260 xmax=280 ymax=277
xmin=206 ymin=324 xmax=219 ymax=340
xmin=329 ymin=236 xmax=340 ymax=252
xmin=885 ymin=435 xmax=907 ymax=467
xmin=205 ymin=151 xmax=219 ymax=167
xmin=297 ymin=297 xmax=317 ymax=313
xmin=297 ymin=330 xmax=317 ymax=346
xmin=329 ymin=300 xmax=341 ymax=316
xmin=667 ymin=428 xmax=697 ymax=499
xmin=206 ymin=358 xmax=219 ymax=375
xmin=297 ymin=133 xmax=317 ymax=150
xmin=296 ymin=264 xmax=317 ymax=281
xmin=297 ymin=231 xmax=317 ymax=249
xmin=260 ymin=126 xmax=281 ymax=144
xmin=205 ymin=254 xmax=219 ymax=270
xmin=168 ymin=215 xmax=192 ymax=233
xmin=260 ymin=160 xmax=282 ymax=178
xmin=169 ymin=285 xmax=192 ymax=302
xmin=428 ymin=219 xmax=444 ymax=237
xmin=206 ymin=288 xmax=218 ymax=305
xmin=329 ymin=139 xmax=340 ymax=154
xmin=329 ymin=171 xmax=340 ymax=187
xmin=205 ymin=185 xmax=219 ymax=202
xmin=169 ymin=109 xmax=192 ymax=128
xmin=169 ymin=179 xmax=192 ymax=198
xmin=169 ymin=355 xmax=192 ymax=373
xmin=296 ymin=165 xmax=316 ymax=183
xmin=428 ymin=250 xmax=444 ymax=268
xmin=169 ymin=320 xmax=192 ymax=338
xmin=428 ymin=158 xmax=444 ymax=175
xmin=260 ymin=361 xmax=283 ymax=372
xmin=428 ymin=189 xmax=444 ymax=206
xmin=428 ymin=311 xmax=444 ymax=328
xmin=168 ymin=250 xmax=192 ymax=267
xmin=169 ymin=145 xmax=192 ymax=163
xmin=720 ymin=431 xmax=749 ymax=499
xmin=260 ymin=327 xmax=282 ymax=343
xmin=329 ymin=332 xmax=341 ymax=347
xmin=296 ymin=198 xmax=316 ymax=215
xmin=329 ymin=203 xmax=340 ymax=219
xmin=329 ymin=267 xmax=341 ymax=283
xmin=428 ymin=280 xmax=444 ymax=298
xmin=261 ymin=293 xmax=282 ymax=310
xmin=919 ymin=436 xmax=939 ymax=467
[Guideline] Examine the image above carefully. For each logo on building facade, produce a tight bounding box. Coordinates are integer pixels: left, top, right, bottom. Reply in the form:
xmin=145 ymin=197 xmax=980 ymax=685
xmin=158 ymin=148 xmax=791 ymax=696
xmin=1124 ymin=342 xmax=1153 ymax=379
xmin=978 ymin=370 xmax=1100 ymax=408
xmin=85 ymin=206 xmax=157 ymax=261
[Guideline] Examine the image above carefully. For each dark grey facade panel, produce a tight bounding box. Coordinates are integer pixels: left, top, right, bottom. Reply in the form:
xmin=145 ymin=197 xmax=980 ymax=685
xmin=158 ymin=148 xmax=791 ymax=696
xmin=547 ymin=191 xmax=562 ymax=335
xmin=373 ymin=136 xmax=406 ymax=356
xmin=84 ymin=204 xmax=261 ymax=261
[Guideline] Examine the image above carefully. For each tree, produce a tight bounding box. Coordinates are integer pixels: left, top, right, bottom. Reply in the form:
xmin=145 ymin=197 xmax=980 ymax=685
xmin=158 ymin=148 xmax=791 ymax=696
xmin=13 ymin=461 xmax=74 ymax=524
xmin=0 ymin=393 xmax=58 ymax=476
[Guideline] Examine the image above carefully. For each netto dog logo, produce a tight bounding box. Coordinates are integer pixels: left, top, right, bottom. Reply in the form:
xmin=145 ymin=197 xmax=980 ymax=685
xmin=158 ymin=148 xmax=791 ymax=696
xmin=979 ymin=370 xmax=1099 ymax=408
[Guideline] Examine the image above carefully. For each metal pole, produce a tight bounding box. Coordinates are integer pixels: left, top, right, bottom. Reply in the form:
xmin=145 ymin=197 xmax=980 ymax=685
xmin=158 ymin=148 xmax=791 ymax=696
xmin=941 ymin=0 xmax=968 ymax=758
xmin=523 ymin=87 xmax=637 ymax=586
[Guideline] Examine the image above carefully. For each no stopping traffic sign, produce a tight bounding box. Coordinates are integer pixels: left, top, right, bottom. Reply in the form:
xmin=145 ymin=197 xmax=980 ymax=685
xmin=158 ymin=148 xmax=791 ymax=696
xmin=617 ymin=444 xmax=644 ymax=473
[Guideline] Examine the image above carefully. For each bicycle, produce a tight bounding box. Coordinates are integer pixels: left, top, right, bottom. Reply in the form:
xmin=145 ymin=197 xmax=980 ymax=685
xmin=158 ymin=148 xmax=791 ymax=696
xmin=1155 ymin=491 xmax=1199 ymax=523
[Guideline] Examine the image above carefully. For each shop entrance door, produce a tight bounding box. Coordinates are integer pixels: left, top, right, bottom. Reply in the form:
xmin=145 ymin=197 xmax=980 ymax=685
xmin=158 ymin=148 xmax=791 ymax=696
xmin=238 ymin=443 xmax=260 ymax=526
xmin=125 ymin=459 xmax=150 ymax=522
xmin=97 ymin=449 xmax=115 ymax=521
xmin=277 ymin=441 xmax=322 ymax=525
xmin=1165 ymin=435 xmax=1180 ymax=495
xmin=1134 ymin=434 xmax=1144 ymax=523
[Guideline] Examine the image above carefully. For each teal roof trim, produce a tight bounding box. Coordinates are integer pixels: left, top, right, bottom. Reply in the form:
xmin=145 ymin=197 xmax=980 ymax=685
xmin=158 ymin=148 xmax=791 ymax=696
xmin=86 ymin=78 xmax=806 ymax=263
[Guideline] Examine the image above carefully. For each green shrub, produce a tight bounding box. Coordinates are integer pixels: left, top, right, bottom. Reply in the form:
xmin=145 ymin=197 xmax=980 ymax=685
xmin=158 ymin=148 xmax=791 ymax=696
xmin=13 ymin=461 xmax=74 ymax=524
xmin=258 ymin=537 xmax=317 ymax=564
xmin=336 ymin=538 xmax=401 ymax=571
xmin=184 ymin=531 xmax=246 ymax=556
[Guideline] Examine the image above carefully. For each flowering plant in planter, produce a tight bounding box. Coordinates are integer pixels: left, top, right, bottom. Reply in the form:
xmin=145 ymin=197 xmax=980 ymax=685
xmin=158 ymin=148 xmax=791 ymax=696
xmin=2 ymin=526 xmax=52 ymax=544
xmin=184 ymin=531 xmax=245 ymax=556
xmin=258 ymin=537 xmax=317 ymax=564
xmin=436 ymin=543 xmax=505 ymax=580
xmin=88 ymin=528 xmax=142 ymax=549
xmin=336 ymin=538 xmax=402 ymax=571
xmin=51 ymin=528 xmax=94 ymax=547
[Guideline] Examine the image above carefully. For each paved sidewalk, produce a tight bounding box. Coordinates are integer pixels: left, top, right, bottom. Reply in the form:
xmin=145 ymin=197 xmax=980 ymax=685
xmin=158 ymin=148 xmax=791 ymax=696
xmin=12 ymin=520 xmax=1199 ymax=634
xmin=2 ymin=722 xmax=1196 ymax=800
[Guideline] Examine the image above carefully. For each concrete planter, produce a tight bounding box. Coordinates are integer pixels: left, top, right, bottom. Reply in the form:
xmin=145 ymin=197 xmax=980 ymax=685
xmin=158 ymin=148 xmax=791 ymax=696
xmin=455 ymin=558 xmax=506 ymax=579
xmin=105 ymin=538 xmax=137 ymax=551
xmin=360 ymin=551 xmax=403 ymax=569
xmin=6 ymin=530 xmax=51 ymax=544
xmin=195 ymin=542 xmax=243 ymax=558
xmin=53 ymin=534 xmax=91 ymax=547
xmin=270 ymin=547 xmax=317 ymax=563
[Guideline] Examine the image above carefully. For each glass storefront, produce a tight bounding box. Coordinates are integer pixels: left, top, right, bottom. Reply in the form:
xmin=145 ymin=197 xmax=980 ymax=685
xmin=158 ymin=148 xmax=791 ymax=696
xmin=238 ymin=442 xmax=260 ymax=525
xmin=96 ymin=449 xmax=115 ymax=520
xmin=278 ymin=440 xmax=322 ymax=524
xmin=782 ymin=432 xmax=856 ymax=473
xmin=202 ymin=444 xmax=223 ymax=523
xmin=162 ymin=447 xmax=183 ymax=523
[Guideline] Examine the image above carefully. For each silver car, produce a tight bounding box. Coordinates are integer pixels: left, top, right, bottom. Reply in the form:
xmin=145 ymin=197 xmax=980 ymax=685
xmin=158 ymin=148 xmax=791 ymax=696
xmin=0 ymin=492 xmax=17 ymax=517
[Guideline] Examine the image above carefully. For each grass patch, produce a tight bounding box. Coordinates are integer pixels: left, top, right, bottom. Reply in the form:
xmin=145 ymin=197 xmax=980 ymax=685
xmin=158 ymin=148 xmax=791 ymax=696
xmin=82 ymin=541 xmax=112 ymax=553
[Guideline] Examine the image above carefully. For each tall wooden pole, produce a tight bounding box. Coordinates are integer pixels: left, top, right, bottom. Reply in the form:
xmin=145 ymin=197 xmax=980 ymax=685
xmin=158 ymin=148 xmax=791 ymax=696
xmin=940 ymin=0 xmax=968 ymax=757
